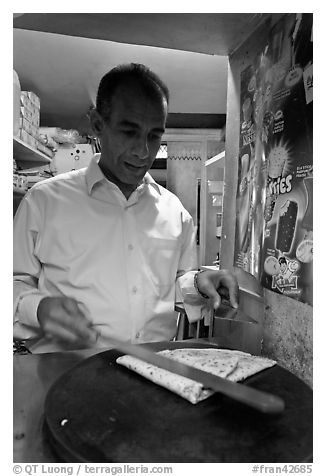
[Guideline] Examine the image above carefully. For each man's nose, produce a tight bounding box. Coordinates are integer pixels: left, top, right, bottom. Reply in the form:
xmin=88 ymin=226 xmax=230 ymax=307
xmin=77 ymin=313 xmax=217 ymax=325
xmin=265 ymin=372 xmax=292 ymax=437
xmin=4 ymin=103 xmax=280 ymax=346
xmin=132 ymin=136 xmax=149 ymax=160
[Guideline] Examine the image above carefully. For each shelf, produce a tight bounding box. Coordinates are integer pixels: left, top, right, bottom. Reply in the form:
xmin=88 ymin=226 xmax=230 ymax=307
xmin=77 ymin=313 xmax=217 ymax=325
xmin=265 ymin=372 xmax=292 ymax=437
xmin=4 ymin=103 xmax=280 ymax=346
xmin=13 ymin=137 xmax=52 ymax=167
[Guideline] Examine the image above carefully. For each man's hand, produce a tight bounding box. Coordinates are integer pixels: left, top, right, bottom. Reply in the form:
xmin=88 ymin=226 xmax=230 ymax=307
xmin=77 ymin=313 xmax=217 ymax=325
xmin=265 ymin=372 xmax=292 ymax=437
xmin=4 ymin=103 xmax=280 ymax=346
xmin=37 ymin=297 xmax=98 ymax=346
xmin=196 ymin=269 xmax=239 ymax=310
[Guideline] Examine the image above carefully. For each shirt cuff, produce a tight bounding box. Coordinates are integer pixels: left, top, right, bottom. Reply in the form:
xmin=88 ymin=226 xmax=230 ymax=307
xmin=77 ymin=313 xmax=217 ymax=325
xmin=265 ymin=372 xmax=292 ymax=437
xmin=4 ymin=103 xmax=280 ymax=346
xmin=16 ymin=292 xmax=44 ymax=329
xmin=176 ymin=271 xmax=211 ymax=324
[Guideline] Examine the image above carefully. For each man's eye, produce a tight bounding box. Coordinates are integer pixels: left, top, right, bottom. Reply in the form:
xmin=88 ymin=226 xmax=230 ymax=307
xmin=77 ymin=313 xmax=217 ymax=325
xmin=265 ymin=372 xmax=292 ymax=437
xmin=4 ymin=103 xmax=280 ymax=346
xmin=149 ymin=133 xmax=162 ymax=141
xmin=122 ymin=130 xmax=136 ymax=137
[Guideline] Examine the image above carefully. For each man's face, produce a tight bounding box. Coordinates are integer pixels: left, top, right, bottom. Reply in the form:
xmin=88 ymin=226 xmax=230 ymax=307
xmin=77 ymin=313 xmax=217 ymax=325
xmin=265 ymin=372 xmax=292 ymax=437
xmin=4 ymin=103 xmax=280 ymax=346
xmin=96 ymin=82 xmax=167 ymax=191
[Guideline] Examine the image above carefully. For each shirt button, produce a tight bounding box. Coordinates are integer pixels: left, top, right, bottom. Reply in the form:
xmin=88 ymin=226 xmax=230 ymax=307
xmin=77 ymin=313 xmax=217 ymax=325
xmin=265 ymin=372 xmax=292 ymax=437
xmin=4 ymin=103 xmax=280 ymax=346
xmin=132 ymin=286 xmax=138 ymax=294
xmin=128 ymin=244 xmax=134 ymax=250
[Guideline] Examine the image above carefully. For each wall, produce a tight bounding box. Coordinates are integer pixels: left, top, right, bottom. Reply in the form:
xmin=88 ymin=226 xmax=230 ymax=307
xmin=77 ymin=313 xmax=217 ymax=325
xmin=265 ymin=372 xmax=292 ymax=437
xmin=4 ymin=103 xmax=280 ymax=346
xmin=220 ymin=14 xmax=313 ymax=387
xmin=166 ymin=142 xmax=202 ymax=225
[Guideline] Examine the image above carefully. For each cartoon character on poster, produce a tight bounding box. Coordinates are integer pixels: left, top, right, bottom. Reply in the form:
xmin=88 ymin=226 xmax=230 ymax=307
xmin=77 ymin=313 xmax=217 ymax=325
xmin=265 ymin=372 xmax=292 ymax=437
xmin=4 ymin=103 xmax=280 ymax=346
xmin=270 ymin=256 xmax=300 ymax=294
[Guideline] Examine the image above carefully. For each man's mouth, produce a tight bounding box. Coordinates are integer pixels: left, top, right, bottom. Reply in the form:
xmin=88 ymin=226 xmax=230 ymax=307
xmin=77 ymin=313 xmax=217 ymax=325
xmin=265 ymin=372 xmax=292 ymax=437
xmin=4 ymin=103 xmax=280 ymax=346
xmin=125 ymin=162 xmax=146 ymax=171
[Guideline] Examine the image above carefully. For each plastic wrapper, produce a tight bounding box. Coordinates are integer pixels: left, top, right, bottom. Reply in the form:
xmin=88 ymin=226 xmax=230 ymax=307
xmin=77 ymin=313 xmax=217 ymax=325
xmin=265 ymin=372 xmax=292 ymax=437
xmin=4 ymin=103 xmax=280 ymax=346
xmin=38 ymin=127 xmax=82 ymax=144
xmin=37 ymin=133 xmax=59 ymax=151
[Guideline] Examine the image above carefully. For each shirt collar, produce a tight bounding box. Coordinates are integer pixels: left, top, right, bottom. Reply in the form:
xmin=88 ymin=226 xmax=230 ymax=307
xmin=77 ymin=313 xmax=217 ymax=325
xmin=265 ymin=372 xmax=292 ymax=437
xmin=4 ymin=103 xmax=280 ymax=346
xmin=142 ymin=172 xmax=161 ymax=195
xmin=86 ymin=154 xmax=161 ymax=196
xmin=85 ymin=154 xmax=105 ymax=194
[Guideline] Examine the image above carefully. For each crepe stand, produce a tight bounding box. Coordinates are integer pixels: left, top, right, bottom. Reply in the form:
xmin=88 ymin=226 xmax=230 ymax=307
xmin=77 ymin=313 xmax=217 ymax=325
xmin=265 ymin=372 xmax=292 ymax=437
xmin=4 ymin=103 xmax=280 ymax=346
xmin=44 ymin=341 xmax=312 ymax=463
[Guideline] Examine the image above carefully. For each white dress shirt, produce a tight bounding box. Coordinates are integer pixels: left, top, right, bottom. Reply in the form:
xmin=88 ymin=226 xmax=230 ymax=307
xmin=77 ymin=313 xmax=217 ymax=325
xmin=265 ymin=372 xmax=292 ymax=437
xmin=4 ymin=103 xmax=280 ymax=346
xmin=13 ymin=155 xmax=203 ymax=353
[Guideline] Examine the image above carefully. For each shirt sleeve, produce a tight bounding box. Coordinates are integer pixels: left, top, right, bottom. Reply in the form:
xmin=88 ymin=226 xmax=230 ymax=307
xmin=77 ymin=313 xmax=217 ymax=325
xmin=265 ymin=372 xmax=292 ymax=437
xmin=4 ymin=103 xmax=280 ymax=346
xmin=13 ymin=189 xmax=46 ymax=340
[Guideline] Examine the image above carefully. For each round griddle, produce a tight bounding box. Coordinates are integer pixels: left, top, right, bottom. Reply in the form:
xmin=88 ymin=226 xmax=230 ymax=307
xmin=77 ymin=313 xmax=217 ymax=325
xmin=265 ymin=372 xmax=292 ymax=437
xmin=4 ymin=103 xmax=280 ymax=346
xmin=44 ymin=341 xmax=312 ymax=463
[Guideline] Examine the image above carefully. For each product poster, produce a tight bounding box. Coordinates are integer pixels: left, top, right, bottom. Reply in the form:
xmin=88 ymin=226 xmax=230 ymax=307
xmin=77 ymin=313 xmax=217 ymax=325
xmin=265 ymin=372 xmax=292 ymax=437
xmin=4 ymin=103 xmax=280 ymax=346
xmin=233 ymin=58 xmax=262 ymax=278
xmin=234 ymin=13 xmax=313 ymax=305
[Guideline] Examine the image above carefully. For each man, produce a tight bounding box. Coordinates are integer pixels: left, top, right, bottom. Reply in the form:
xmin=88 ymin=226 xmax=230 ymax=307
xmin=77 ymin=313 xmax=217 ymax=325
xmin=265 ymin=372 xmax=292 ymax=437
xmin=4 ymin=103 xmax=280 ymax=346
xmin=13 ymin=63 xmax=238 ymax=353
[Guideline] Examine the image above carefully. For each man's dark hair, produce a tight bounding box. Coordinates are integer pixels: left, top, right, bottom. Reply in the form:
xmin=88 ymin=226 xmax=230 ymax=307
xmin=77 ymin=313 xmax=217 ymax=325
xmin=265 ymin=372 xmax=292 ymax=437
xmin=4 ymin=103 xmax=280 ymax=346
xmin=96 ymin=63 xmax=169 ymax=121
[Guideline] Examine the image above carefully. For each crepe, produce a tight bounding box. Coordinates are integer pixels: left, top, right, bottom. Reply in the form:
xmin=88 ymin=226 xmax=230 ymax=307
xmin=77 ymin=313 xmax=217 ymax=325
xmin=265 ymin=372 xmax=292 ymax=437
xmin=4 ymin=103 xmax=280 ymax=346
xmin=116 ymin=348 xmax=276 ymax=404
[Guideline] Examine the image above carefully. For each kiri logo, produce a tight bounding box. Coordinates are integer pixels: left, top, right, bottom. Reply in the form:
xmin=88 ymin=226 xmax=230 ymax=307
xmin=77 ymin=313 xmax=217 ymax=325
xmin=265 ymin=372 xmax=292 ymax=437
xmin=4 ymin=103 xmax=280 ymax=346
xmin=268 ymin=174 xmax=293 ymax=195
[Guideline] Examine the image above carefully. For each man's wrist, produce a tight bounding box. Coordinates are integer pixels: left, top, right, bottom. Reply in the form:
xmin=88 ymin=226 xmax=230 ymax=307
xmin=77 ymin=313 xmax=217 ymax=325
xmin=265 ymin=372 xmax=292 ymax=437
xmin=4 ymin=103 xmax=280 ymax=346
xmin=193 ymin=270 xmax=210 ymax=299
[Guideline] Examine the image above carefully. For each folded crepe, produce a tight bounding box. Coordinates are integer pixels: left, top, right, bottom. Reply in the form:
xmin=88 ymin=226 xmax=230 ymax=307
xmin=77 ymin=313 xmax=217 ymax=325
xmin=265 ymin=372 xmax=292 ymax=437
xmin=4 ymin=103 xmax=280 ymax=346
xmin=116 ymin=348 xmax=276 ymax=404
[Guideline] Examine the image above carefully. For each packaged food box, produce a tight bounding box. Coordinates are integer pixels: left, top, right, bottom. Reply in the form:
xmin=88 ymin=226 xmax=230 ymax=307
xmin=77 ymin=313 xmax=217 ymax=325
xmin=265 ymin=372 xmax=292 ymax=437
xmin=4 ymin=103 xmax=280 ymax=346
xmin=20 ymin=106 xmax=40 ymax=127
xmin=13 ymin=173 xmax=19 ymax=188
xmin=20 ymin=92 xmax=32 ymax=109
xmin=19 ymin=117 xmax=39 ymax=139
xmin=21 ymin=90 xmax=40 ymax=109
xmin=19 ymin=128 xmax=38 ymax=149
xmin=20 ymin=94 xmax=40 ymax=116
xmin=13 ymin=70 xmax=21 ymax=136
xmin=13 ymin=173 xmax=28 ymax=192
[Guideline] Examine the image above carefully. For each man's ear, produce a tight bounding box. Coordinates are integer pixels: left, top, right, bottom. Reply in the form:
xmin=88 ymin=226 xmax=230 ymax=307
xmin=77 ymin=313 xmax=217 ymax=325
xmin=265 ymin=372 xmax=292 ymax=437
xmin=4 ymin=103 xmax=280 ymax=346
xmin=89 ymin=109 xmax=105 ymax=137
